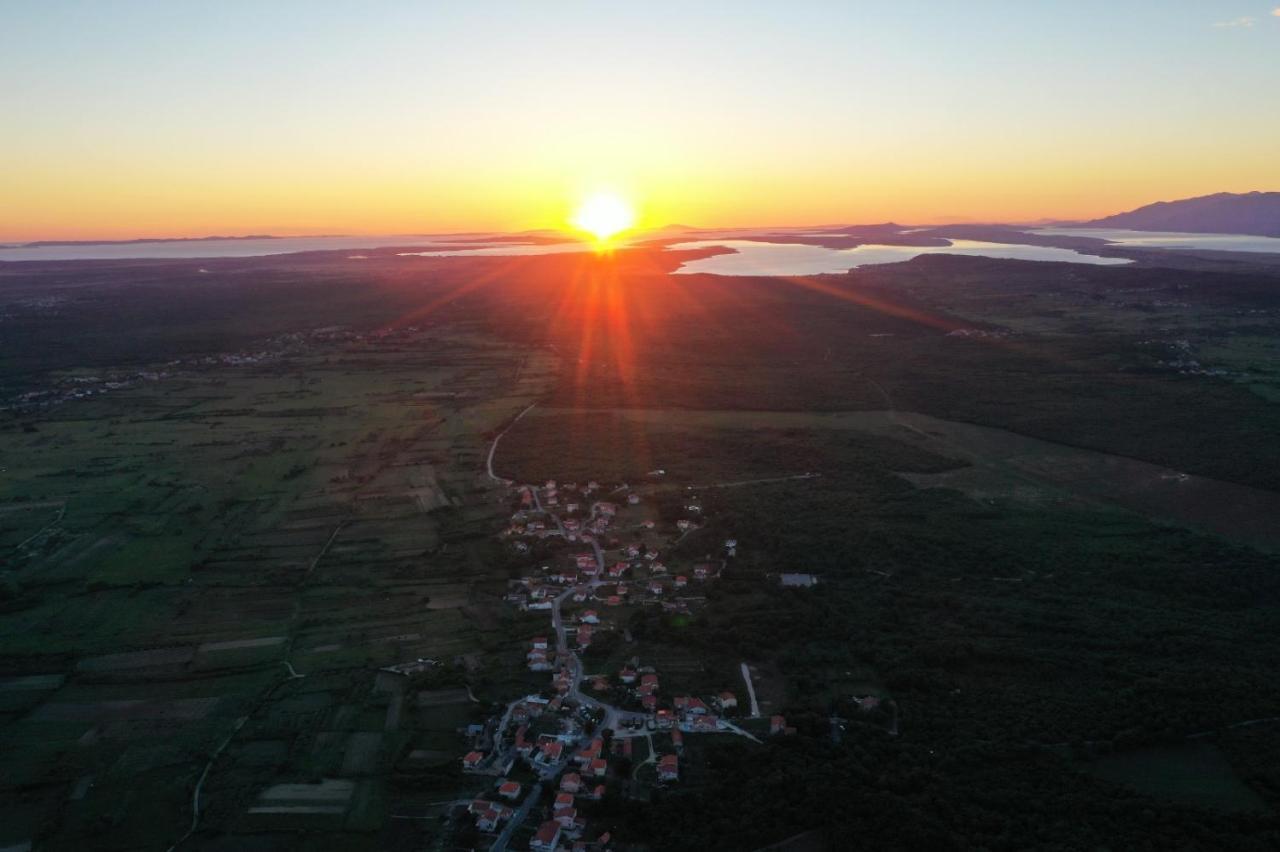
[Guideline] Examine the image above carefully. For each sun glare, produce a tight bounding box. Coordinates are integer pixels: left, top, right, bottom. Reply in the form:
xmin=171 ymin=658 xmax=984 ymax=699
xmin=571 ymin=192 xmax=635 ymax=244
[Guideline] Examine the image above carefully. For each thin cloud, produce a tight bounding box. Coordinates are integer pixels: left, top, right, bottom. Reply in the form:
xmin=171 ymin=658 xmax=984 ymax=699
xmin=1213 ymin=16 xmax=1255 ymax=27
xmin=1273 ymin=6 xmax=1280 ymax=16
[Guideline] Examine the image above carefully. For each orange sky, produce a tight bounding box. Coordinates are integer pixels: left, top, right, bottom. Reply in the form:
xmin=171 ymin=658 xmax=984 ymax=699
xmin=3 ymin=3 xmax=1278 ymax=241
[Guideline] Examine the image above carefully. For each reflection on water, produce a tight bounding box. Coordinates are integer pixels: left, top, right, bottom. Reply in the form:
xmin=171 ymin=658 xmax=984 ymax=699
xmin=666 ymin=238 xmax=1130 ymax=276
xmin=1033 ymin=228 xmax=1280 ymax=254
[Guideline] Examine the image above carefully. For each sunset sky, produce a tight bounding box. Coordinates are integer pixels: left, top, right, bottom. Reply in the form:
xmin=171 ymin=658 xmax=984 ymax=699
xmin=3 ymin=1 xmax=1279 ymax=241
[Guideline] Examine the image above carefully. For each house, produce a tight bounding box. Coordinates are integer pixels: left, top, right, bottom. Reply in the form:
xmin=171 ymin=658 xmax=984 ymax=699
xmin=648 ymin=582 xmax=664 ymax=596
xmin=554 ymin=792 xmax=575 ymax=811
xmin=693 ymin=565 xmax=711 ymax=581
xmin=605 ymin=595 xmax=622 ymax=607
xmin=686 ymin=697 xmax=709 ymax=715
xmin=514 ymin=725 xmax=533 ymax=756
xmin=475 ymin=805 xmax=502 ymax=832
xmin=575 ymin=553 xmax=595 ymax=569
xmin=607 ymin=562 xmax=628 ymax=579
xmin=674 ymin=575 xmax=687 ymax=588
xmin=618 ymin=666 xmax=637 ymax=684
xmin=597 ymin=502 xmax=618 ymax=516
xmin=627 ymin=493 xmax=641 ymax=505
xmin=642 ymin=520 xmax=656 ymax=529
xmin=560 ymin=772 xmax=582 ymax=793
xmin=572 ymin=586 xmax=589 ymax=602
xmin=498 ymin=780 xmax=521 ymax=800
xmin=644 ymin=549 xmax=659 ymax=561
xmin=576 ymin=625 xmax=593 ymax=648
xmin=574 ymin=739 xmax=602 ymax=765
xmin=640 ymin=673 xmax=659 ymax=690
xmin=655 ymin=708 xmax=674 ymax=729
xmin=770 ymin=715 xmax=787 ymax=735
xmin=717 ymin=691 xmax=738 ymax=711
xmin=462 ymin=750 xmax=484 ymax=770
xmin=581 ymin=610 xmax=600 ymax=624
xmin=589 ymin=783 xmax=606 ymax=800
xmin=691 ymin=714 xmax=720 ymax=732
xmin=650 ymin=561 xmax=668 ymax=575
xmin=625 ymin=544 xmax=640 ymax=558
xmin=641 ymin=694 xmax=657 ymax=712
xmin=658 ymin=754 xmax=679 ymax=782
xmin=677 ymin=519 xmax=693 ymax=531
xmin=531 ymin=820 xmax=563 ymax=852
xmin=538 ymin=740 xmax=564 ymax=764
xmin=589 ymin=757 xmax=608 ymax=777
xmin=531 ymin=637 xmax=549 ymax=650
xmin=555 ymin=808 xmax=578 ymax=828
xmin=671 ymin=728 xmax=684 ymax=752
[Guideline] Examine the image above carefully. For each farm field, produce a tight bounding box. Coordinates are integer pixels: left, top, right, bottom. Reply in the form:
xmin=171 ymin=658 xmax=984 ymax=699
xmin=0 ymin=324 xmax=555 ymax=851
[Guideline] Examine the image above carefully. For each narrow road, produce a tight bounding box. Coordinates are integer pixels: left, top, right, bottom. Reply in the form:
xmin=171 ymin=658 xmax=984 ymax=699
xmin=166 ymin=715 xmax=248 ymax=852
xmin=487 ymin=404 xmax=537 ymax=484
xmin=740 ymin=662 xmax=761 ymax=718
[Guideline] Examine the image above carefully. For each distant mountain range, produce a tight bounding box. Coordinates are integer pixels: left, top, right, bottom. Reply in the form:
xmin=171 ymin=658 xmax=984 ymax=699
xmin=1083 ymin=191 xmax=1280 ymax=237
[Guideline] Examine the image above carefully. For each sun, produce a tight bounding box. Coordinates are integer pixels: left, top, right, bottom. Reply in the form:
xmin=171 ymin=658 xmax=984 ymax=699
xmin=570 ymin=191 xmax=635 ymax=244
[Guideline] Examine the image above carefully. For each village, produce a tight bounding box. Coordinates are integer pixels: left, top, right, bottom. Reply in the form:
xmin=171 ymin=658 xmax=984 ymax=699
xmin=455 ymin=469 xmax=791 ymax=851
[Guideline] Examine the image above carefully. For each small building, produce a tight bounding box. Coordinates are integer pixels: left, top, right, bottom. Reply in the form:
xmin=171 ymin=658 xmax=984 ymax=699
xmin=770 ymin=715 xmax=787 ymax=735
xmin=780 ymin=573 xmax=819 ymax=588
xmin=658 ymin=754 xmax=679 ymax=782
xmin=581 ymin=610 xmax=600 ymax=624
xmin=560 ymin=772 xmax=582 ymax=793
xmin=538 ymin=741 xmax=564 ymax=764
xmin=462 ymin=750 xmax=484 ymax=770
xmin=717 ymin=691 xmax=738 ymax=711
xmin=589 ymin=757 xmax=608 ymax=777
xmin=476 ymin=805 xmax=503 ymax=832
xmin=531 ymin=820 xmax=563 ymax=851
xmin=498 ymin=780 xmax=521 ymax=800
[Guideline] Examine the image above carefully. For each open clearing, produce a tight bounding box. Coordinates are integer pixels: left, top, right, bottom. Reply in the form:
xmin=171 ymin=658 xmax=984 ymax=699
xmin=523 ymin=407 xmax=1280 ymax=549
xmin=1090 ymin=741 xmax=1268 ymax=813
